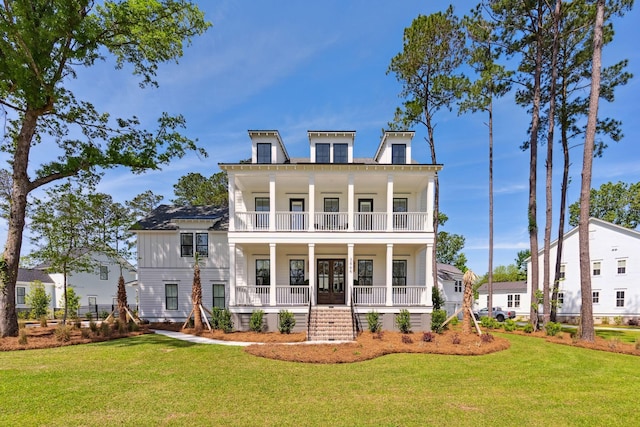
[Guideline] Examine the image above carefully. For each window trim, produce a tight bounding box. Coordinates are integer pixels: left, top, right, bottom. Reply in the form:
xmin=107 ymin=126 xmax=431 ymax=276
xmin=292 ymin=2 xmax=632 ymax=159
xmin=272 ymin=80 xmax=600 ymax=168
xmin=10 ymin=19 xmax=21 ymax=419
xmin=392 ymin=260 xmax=407 ymax=287
xmin=592 ymin=291 xmax=600 ymax=304
xmin=559 ymin=264 xmax=566 ymax=280
xmin=256 ymin=259 xmax=270 ymax=288
xmin=195 ymin=232 xmax=208 ymax=257
xmin=316 ymin=143 xmax=330 ymax=163
xmin=592 ymin=261 xmax=601 ymax=277
xmin=334 ymin=143 xmax=348 ymax=163
xmin=616 ymin=290 xmax=625 ymax=307
xmin=391 ymin=144 xmax=406 ymax=164
xmin=165 ymin=284 xmax=178 ymax=310
xmin=357 ymin=259 xmax=373 ymax=287
xmin=180 ymin=233 xmax=194 ymax=257
xmin=617 ymin=259 xmax=627 ymax=275
xmin=99 ymin=265 xmax=109 ymax=280
xmin=289 ymin=259 xmax=305 ymax=286
xmin=213 ymin=284 xmax=225 ymax=309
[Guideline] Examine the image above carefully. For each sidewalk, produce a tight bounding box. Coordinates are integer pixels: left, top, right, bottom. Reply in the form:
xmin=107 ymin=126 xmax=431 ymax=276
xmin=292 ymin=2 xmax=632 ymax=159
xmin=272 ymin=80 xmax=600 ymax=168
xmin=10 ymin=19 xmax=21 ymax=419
xmin=152 ymin=329 xmax=254 ymax=346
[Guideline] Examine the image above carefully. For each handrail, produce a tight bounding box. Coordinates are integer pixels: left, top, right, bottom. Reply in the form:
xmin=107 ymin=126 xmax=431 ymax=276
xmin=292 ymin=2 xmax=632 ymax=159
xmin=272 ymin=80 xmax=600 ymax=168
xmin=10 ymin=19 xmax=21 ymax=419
xmin=350 ymin=288 xmax=360 ymax=339
xmin=306 ymin=295 xmax=312 ymax=341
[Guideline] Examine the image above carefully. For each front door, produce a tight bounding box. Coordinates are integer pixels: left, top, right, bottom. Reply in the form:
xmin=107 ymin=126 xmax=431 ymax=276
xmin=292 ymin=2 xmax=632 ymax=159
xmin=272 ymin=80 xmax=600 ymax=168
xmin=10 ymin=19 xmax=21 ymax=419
xmin=317 ymin=259 xmax=345 ymax=305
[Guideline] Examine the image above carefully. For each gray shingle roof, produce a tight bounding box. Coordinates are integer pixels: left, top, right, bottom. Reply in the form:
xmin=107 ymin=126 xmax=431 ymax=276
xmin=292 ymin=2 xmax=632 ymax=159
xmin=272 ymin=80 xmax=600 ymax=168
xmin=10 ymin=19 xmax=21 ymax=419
xmin=477 ymin=281 xmax=527 ymax=293
xmin=132 ymin=205 xmax=229 ymax=231
xmin=17 ymin=268 xmax=53 ymax=284
xmin=437 ymin=263 xmax=463 ymax=281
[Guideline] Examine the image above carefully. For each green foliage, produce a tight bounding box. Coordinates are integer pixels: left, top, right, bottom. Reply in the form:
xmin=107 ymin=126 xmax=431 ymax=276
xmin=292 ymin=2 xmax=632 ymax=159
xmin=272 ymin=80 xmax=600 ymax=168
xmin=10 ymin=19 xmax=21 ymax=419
xmin=395 ymin=309 xmax=412 ymax=334
xmin=366 ymin=311 xmax=381 ymax=333
xmin=25 ymin=281 xmax=51 ymax=320
xmin=430 ymin=309 xmax=447 ymax=333
xmin=249 ymin=310 xmax=264 ymax=333
xmin=59 ymin=287 xmax=81 ymax=319
xmin=436 ymin=231 xmax=467 ymax=271
xmin=18 ymin=329 xmax=28 ymax=345
xmin=480 ymin=316 xmax=500 ymax=329
xmin=39 ymin=316 xmax=48 ymax=328
xmin=477 ymin=264 xmax=525 ymax=284
xmin=523 ymin=323 xmax=534 ymax=334
xmin=431 ymin=286 xmax=445 ymax=311
xmin=210 ymin=307 xmax=223 ymax=330
xmin=219 ymin=309 xmax=233 ymax=334
xmin=569 ymin=181 xmax=640 ymax=228
xmin=613 ymin=316 xmax=623 ymax=326
xmin=504 ymin=319 xmax=517 ymax=332
xmin=172 ymin=172 xmax=229 ymax=206
xmin=100 ymin=322 xmax=111 ymax=338
xmin=278 ymin=310 xmax=295 ymax=334
xmin=545 ymin=322 xmax=562 ymax=337
xmin=89 ymin=321 xmax=98 ymax=333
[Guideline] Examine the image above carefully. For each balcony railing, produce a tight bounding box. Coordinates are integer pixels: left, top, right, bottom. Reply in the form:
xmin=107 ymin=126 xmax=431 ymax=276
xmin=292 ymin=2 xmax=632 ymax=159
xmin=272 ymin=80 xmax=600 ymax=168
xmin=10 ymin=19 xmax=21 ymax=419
xmin=352 ymin=286 xmax=426 ymax=306
xmin=353 ymin=286 xmax=387 ymax=305
xmin=276 ymin=286 xmax=309 ymax=305
xmin=236 ymin=286 xmax=270 ymax=306
xmin=233 ymin=211 xmax=430 ymax=232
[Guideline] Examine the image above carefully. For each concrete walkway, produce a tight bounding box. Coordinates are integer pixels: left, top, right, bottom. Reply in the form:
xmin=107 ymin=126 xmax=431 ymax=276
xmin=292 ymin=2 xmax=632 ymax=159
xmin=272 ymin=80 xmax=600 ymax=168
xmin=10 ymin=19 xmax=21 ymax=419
xmin=151 ymin=329 xmax=353 ymax=346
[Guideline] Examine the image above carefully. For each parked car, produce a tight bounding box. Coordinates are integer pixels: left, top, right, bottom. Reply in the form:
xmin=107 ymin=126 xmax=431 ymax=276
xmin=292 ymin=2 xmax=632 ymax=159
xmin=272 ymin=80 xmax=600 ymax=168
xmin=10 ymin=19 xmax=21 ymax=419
xmin=474 ymin=307 xmax=516 ymax=322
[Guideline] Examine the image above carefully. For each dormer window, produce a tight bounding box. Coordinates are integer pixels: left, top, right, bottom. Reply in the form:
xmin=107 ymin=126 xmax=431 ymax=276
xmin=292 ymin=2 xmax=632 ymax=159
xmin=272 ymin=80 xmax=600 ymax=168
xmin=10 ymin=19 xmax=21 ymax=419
xmin=257 ymin=143 xmax=271 ymax=164
xmin=334 ymin=144 xmax=348 ymax=163
xmin=392 ymin=144 xmax=406 ymax=164
xmin=316 ymin=144 xmax=330 ymax=163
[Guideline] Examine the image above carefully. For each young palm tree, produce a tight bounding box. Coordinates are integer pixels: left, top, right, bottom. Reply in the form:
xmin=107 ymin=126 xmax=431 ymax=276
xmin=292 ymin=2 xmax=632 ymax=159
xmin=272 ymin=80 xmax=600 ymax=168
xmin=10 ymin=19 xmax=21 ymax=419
xmin=191 ymin=254 xmax=204 ymax=333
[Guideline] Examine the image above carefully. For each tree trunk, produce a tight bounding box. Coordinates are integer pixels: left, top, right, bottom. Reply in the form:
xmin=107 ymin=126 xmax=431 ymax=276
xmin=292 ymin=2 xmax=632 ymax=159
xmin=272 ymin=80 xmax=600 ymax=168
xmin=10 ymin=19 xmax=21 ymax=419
xmin=578 ymin=0 xmax=605 ymax=343
xmin=461 ymin=270 xmax=476 ymax=335
xmin=488 ymin=97 xmax=494 ymax=315
xmin=192 ymin=260 xmax=203 ymax=333
xmin=543 ymin=0 xmax=562 ymax=326
xmin=118 ymin=274 xmax=128 ymax=326
xmin=528 ymin=2 xmax=544 ymax=330
xmin=0 ymin=109 xmax=39 ymax=337
xmin=425 ymin=117 xmax=439 ymax=300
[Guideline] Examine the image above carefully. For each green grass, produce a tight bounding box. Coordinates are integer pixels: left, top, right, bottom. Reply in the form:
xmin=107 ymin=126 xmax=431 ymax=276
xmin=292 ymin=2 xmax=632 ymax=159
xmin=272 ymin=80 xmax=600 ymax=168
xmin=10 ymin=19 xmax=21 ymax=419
xmin=1 ymin=333 xmax=639 ymax=426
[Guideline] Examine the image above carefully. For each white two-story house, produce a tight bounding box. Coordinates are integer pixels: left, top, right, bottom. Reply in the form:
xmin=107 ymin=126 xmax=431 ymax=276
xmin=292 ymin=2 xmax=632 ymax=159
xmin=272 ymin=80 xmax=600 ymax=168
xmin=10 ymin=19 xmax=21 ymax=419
xmin=135 ymin=130 xmax=444 ymax=336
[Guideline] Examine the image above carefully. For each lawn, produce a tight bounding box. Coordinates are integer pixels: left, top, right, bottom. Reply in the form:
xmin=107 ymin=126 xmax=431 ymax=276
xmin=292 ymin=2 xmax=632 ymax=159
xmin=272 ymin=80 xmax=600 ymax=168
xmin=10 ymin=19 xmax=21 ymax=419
xmin=1 ymin=333 xmax=638 ymax=426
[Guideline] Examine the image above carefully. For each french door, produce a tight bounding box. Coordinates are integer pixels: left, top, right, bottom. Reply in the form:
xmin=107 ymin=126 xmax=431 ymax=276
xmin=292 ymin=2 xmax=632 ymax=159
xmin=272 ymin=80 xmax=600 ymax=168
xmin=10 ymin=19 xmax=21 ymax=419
xmin=317 ymin=259 xmax=345 ymax=305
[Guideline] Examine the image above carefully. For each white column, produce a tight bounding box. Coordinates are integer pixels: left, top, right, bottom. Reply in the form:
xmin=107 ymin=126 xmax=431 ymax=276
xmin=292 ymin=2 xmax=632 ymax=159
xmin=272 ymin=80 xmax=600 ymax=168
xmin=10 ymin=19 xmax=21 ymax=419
xmin=309 ymin=174 xmax=315 ymax=231
xmin=426 ymin=242 xmax=434 ymax=306
xmin=229 ymin=243 xmax=236 ymax=306
xmin=348 ymin=174 xmax=354 ymax=231
xmin=269 ymin=173 xmax=276 ymax=231
xmin=347 ymin=243 xmax=354 ymax=305
xmin=386 ymin=243 xmax=393 ymax=306
xmin=387 ymin=174 xmax=394 ymax=231
xmin=426 ymin=176 xmax=435 ymax=232
xmin=308 ymin=244 xmax=315 ymax=305
xmin=269 ymin=243 xmax=277 ymax=306
xmin=228 ymin=173 xmax=235 ymax=231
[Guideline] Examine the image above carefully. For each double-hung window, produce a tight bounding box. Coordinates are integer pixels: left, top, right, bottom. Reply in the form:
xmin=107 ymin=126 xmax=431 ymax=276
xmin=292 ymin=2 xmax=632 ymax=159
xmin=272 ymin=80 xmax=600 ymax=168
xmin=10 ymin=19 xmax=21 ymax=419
xmin=334 ymin=144 xmax=348 ymax=163
xmin=393 ymin=198 xmax=408 ymax=229
xmin=16 ymin=287 xmax=26 ymax=305
xmin=257 ymin=143 xmax=271 ymax=164
xmin=592 ymin=261 xmax=601 ymax=276
xmin=392 ymin=260 xmax=407 ymax=287
xmin=213 ymin=284 xmax=225 ymax=309
xmin=592 ymin=291 xmax=600 ymax=304
xmin=316 ymin=143 xmax=330 ymax=163
xmin=289 ymin=260 xmax=305 ymax=286
xmin=617 ymin=259 xmax=626 ymax=274
xmin=180 ymin=233 xmax=208 ymax=257
xmin=100 ymin=265 xmax=108 ymax=280
xmin=559 ymin=264 xmax=566 ymax=280
xmin=255 ymin=197 xmax=270 ymax=229
xmin=616 ymin=291 xmax=625 ymax=307
xmin=165 ymin=284 xmax=178 ymax=310
xmin=195 ymin=233 xmax=208 ymax=257
xmin=181 ymin=233 xmax=194 ymax=257
xmin=357 ymin=260 xmax=373 ymax=287
xmin=256 ymin=260 xmax=270 ymax=293
xmin=454 ymin=280 xmax=462 ymax=293
xmin=392 ymin=144 xmax=406 ymax=164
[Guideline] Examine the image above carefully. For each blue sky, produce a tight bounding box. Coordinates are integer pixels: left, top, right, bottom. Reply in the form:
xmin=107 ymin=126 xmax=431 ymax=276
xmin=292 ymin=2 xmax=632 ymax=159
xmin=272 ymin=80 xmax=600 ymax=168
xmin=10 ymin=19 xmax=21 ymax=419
xmin=3 ymin=1 xmax=639 ymax=275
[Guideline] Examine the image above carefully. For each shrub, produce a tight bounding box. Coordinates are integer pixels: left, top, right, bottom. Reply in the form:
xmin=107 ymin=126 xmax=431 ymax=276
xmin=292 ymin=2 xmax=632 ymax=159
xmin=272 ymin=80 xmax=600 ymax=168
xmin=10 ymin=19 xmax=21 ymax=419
xmin=219 ymin=309 xmax=234 ymax=333
xmin=89 ymin=321 xmax=98 ymax=333
xmin=481 ymin=333 xmax=494 ymax=343
xmin=17 ymin=311 xmax=29 ymax=320
xmin=210 ymin=307 xmax=223 ymax=329
xmin=628 ymin=317 xmax=639 ymax=327
xmin=128 ymin=321 xmax=140 ymax=332
xmin=430 ymin=309 xmax=447 ymax=333
xmin=85 ymin=312 xmax=93 ymax=321
xmin=249 ymin=310 xmax=264 ymax=333
xmin=422 ymin=331 xmax=435 ymax=342
xmin=545 ymin=321 xmax=562 ymax=337
xmin=39 ymin=315 xmax=48 ymax=328
xmin=401 ymin=334 xmax=413 ymax=344
xmin=366 ymin=311 xmax=381 ymax=333
xmin=503 ymin=319 xmax=517 ymax=332
xmin=100 ymin=321 xmax=111 ymax=337
xmin=100 ymin=310 xmax=109 ymax=320
xmin=601 ymin=316 xmax=610 ymax=325
xmin=451 ymin=333 xmax=461 ymax=345
xmin=523 ymin=323 xmax=534 ymax=333
xmin=480 ymin=316 xmax=500 ymax=329
xmin=26 ymin=280 xmax=51 ymax=320
xmin=613 ymin=316 xmax=623 ymax=326
xmin=395 ymin=309 xmax=411 ymax=334
xmin=74 ymin=319 xmax=82 ymax=329
xmin=18 ymin=329 xmax=28 ymax=345
xmin=80 ymin=328 xmax=91 ymax=339
xmin=54 ymin=324 xmax=72 ymax=342
xmin=278 ymin=310 xmax=295 ymax=334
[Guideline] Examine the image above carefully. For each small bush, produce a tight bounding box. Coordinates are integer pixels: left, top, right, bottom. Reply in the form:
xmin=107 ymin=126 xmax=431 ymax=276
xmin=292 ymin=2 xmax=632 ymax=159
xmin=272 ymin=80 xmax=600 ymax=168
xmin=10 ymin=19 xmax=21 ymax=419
xmin=54 ymin=309 xmax=64 ymax=320
xmin=401 ymin=334 xmax=413 ymax=344
xmin=278 ymin=310 xmax=295 ymax=334
xmin=481 ymin=333 xmax=494 ymax=343
xmin=89 ymin=321 xmax=98 ymax=333
xmin=422 ymin=331 xmax=435 ymax=342
xmin=100 ymin=322 xmax=111 ymax=337
xmin=112 ymin=319 xmax=121 ymax=332
xmin=366 ymin=311 xmax=381 ymax=333
xmin=54 ymin=324 xmax=72 ymax=342
xmin=480 ymin=316 xmax=500 ymax=329
xmin=128 ymin=321 xmax=140 ymax=332
xmin=219 ymin=309 xmax=234 ymax=333
xmin=100 ymin=310 xmax=109 ymax=320
xmin=430 ymin=309 xmax=447 ymax=333
xmin=74 ymin=319 xmax=81 ymax=329
xmin=545 ymin=321 xmax=562 ymax=337
xmin=613 ymin=316 xmax=623 ymax=326
xmin=210 ymin=307 xmax=223 ymax=329
xmin=601 ymin=316 xmax=610 ymax=325
xmin=503 ymin=319 xmax=517 ymax=332
xmin=39 ymin=315 xmax=48 ymax=328
xmin=18 ymin=329 xmax=28 ymax=345
xmin=627 ymin=317 xmax=639 ymax=327
xmin=249 ymin=310 xmax=264 ymax=333
xmin=450 ymin=316 xmax=459 ymax=326
xmin=80 ymin=328 xmax=91 ymax=339
xmin=85 ymin=312 xmax=93 ymax=321
xmin=395 ymin=309 xmax=411 ymax=334
xmin=523 ymin=323 xmax=534 ymax=333
xmin=451 ymin=333 xmax=461 ymax=345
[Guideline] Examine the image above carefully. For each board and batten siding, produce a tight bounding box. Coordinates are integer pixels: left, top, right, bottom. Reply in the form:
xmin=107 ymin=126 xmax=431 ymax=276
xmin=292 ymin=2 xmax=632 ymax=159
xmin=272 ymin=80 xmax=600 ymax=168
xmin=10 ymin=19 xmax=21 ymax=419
xmin=137 ymin=231 xmax=229 ymax=269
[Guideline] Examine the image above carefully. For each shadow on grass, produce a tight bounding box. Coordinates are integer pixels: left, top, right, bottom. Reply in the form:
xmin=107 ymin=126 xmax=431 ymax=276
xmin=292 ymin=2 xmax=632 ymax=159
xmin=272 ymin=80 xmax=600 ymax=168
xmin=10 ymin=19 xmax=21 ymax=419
xmin=93 ymin=332 xmax=199 ymax=349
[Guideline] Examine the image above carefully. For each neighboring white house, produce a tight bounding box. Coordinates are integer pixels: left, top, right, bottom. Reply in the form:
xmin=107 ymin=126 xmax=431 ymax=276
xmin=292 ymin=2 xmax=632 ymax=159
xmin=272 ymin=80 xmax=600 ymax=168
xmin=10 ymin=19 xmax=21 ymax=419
xmin=15 ymin=268 xmax=56 ymax=315
xmin=36 ymin=251 xmax=138 ymax=316
xmin=527 ymin=218 xmax=640 ymax=323
xmin=134 ymin=129 xmax=450 ymax=333
xmin=476 ymin=281 xmax=528 ymax=318
xmin=437 ymin=263 xmax=464 ymax=315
